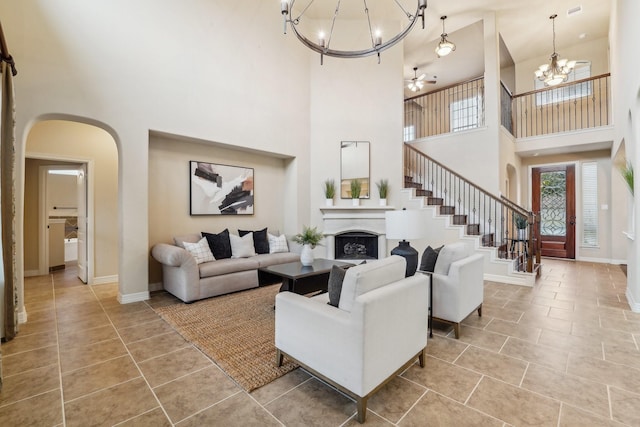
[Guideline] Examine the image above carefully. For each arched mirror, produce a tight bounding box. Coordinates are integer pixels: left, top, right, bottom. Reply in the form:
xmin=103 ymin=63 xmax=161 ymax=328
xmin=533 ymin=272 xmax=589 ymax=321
xmin=340 ymin=141 xmax=370 ymax=199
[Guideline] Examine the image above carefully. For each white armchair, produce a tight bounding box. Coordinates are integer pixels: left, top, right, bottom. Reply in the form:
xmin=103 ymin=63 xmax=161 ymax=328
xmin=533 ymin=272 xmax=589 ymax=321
xmin=430 ymin=243 xmax=484 ymax=339
xmin=275 ymin=256 xmax=429 ymax=423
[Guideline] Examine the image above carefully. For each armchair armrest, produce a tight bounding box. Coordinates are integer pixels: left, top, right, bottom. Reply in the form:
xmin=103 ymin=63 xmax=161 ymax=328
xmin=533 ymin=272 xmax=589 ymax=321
xmin=432 ymin=254 xmax=484 ymax=323
xmin=275 ymin=292 xmax=358 ymax=382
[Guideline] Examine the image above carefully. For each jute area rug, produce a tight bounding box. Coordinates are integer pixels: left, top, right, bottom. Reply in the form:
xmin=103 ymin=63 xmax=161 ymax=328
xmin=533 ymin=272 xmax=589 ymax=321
xmin=154 ymin=284 xmax=298 ymax=392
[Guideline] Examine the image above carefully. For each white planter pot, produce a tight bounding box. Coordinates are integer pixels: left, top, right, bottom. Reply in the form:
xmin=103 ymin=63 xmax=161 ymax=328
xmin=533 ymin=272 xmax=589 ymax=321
xmin=300 ymin=244 xmax=314 ymax=266
xmin=517 ymin=228 xmax=527 ymax=240
xmin=352 ymin=198 xmax=360 ymax=207
xmin=325 ymin=198 xmax=334 ymax=207
xmin=379 ymin=198 xmax=387 ymax=206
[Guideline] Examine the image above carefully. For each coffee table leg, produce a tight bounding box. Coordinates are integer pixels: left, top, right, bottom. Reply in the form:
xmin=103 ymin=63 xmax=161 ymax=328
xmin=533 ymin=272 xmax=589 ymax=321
xmin=279 ymin=278 xmax=292 ymax=292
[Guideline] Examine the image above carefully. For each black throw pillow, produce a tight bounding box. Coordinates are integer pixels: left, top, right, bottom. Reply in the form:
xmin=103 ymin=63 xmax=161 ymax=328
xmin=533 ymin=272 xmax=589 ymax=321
xmin=327 ymin=265 xmax=349 ymax=307
xmin=202 ymin=229 xmax=232 ymax=260
xmin=419 ymin=245 xmax=443 ymax=272
xmin=238 ymin=227 xmax=269 ymax=254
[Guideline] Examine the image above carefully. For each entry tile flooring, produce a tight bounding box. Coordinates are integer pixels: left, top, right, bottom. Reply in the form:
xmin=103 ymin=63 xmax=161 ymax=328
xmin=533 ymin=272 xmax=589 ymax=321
xmin=2 ymin=259 xmax=640 ymax=426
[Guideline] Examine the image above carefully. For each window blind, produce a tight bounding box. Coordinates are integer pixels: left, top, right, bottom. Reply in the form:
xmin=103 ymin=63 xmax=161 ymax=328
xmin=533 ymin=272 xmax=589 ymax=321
xmin=582 ymin=162 xmax=598 ymax=247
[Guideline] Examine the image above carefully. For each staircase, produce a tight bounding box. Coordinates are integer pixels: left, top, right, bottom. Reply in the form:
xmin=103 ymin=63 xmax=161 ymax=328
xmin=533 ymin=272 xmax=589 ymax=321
xmin=403 ymin=144 xmax=541 ymax=286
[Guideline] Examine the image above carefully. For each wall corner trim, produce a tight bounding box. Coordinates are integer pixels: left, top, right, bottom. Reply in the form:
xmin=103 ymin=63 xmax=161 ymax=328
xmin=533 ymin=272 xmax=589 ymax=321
xmin=626 ymin=289 xmax=640 ymax=313
xmin=118 ymin=291 xmax=150 ymax=304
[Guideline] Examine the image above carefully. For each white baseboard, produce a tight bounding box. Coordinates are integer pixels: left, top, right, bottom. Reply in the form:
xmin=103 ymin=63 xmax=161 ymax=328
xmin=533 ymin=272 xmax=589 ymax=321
xmin=93 ymin=275 xmax=118 ymax=285
xmin=576 ymin=256 xmax=628 ymax=265
xmin=148 ymin=282 xmax=164 ymax=292
xmin=626 ymin=289 xmax=640 ymax=313
xmin=118 ymin=291 xmax=150 ymax=304
xmin=18 ymin=306 xmax=28 ymax=324
xmin=24 ymin=269 xmax=40 ymax=278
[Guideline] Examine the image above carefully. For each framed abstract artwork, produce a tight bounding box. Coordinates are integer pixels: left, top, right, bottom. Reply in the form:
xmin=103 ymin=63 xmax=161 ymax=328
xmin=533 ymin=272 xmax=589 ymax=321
xmin=189 ymin=161 xmax=254 ymax=215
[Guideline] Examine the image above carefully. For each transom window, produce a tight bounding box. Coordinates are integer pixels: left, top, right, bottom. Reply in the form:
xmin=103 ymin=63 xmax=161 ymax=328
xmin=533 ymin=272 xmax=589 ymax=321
xmin=535 ymin=61 xmax=592 ymax=106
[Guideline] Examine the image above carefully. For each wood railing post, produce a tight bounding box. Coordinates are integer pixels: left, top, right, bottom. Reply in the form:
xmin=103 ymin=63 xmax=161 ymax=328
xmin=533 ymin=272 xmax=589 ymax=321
xmin=527 ymin=212 xmax=534 ymax=273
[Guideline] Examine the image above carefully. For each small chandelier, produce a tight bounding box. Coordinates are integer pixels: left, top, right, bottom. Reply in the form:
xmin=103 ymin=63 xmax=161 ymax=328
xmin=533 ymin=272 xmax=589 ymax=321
xmin=281 ymin=0 xmax=427 ymax=65
xmin=435 ymin=16 xmax=455 ymax=57
xmin=534 ymin=14 xmax=576 ymax=87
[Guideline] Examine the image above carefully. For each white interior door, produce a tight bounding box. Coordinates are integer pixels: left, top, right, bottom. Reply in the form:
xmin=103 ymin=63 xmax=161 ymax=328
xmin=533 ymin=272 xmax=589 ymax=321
xmin=77 ymin=164 xmax=88 ymax=283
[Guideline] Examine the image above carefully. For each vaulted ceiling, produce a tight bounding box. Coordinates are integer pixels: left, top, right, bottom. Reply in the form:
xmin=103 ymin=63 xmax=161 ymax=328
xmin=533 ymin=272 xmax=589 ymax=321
xmin=402 ymin=0 xmax=610 ymax=95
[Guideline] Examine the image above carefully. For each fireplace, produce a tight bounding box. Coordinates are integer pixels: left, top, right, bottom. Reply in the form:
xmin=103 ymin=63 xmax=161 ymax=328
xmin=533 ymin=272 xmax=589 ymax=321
xmin=320 ymin=206 xmax=391 ymax=261
xmin=335 ymin=232 xmax=378 ymax=261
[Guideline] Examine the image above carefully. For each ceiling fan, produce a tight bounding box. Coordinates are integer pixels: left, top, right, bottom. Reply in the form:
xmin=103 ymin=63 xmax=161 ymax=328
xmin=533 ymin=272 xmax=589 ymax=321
xmin=406 ymin=67 xmax=436 ymax=92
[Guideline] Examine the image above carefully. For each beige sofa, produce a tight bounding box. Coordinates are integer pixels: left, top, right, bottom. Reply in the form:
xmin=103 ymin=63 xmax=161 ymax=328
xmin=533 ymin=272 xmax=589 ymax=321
xmin=151 ymin=233 xmax=300 ymax=303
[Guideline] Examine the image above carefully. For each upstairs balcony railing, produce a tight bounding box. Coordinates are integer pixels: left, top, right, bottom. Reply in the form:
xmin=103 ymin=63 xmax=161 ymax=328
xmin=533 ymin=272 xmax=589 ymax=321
xmin=404 ymin=144 xmax=541 ymax=273
xmin=511 ymin=73 xmax=611 ymax=138
xmin=404 ymin=73 xmax=611 ymax=141
xmin=404 ymin=77 xmax=485 ymax=141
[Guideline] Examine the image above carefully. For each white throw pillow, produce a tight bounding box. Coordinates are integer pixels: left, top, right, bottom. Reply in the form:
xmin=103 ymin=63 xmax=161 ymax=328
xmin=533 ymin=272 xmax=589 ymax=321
xmin=183 ymin=237 xmax=215 ymax=264
xmin=230 ymin=232 xmax=257 ymax=258
xmin=268 ymin=233 xmax=289 ymax=253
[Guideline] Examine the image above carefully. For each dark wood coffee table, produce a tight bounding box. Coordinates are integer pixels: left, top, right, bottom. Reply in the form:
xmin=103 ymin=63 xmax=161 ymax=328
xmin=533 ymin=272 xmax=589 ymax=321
xmin=259 ymin=259 xmax=354 ymax=295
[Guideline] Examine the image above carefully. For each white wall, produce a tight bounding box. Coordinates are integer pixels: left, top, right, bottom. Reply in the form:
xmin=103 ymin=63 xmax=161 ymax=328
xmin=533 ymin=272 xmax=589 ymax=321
xmin=47 ymin=174 xmax=76 ymax=213
xmin=4 ymin=0 xmax=409 ymax=306
xmin=308 ymin=27 xmax=405 ymax=258
xmin=515 ymin=37 xmax=610 ymax=94
xmin=410 ymin=14 xmax=503 ymax=195
xmin=611 ymin=0 xmax=640 ymax=311
xmin=2 ymin=0 xmax=311 ymax=305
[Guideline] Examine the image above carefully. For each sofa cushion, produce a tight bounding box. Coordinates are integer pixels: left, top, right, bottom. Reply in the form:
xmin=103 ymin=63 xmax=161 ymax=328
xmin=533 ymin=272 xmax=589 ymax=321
xmin=174 ymin=233 xmax=201 ymax=249
xmin=338 ymin=256 xmax=406 ymax=312
xmin=230 ymin=232 xmax=257 ymax=258
xmin=183 ymin=237 xmax=215 ymax=264
xmin=239 ymin=228 xmax=270 ymax=254
xmin=202 ymin=229 xmax=232 ymax=259
xmin=434 ymin=243 xmax=470 ymax=275
xmin=253 ymin=252 xmax=300 ymax=268
xmin=198 ymin=257 xmax=260 ymax=278
xmin=419 ymin=245 xmax=443 ymax=273
xmin=268 ymin=233 xmax=289 ymax=254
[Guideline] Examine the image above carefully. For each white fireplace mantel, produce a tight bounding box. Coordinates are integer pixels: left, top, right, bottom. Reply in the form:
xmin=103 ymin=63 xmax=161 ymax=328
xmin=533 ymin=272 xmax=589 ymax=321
xmin=320 ymin=205 xmax=396 ymax=260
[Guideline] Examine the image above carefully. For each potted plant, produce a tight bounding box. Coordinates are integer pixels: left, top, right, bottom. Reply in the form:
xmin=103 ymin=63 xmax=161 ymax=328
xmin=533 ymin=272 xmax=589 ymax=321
xmin=323 ymin=179 xmax=336 ymax=206
xmin=514 ymin=213 xmax=528 ymax=240
xmin=619 ymin=161 xmax=634 ymax=196
xmin=293 ymin=225 xmax=324 ymax=266
xmin=350 ymin=179 xmax=362 ymax=206
xmin=376 ymin=179 xmax=389 ymax=206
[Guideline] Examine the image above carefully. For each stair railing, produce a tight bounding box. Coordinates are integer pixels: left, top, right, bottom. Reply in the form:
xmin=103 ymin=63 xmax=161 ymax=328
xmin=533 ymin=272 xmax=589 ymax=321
xmin=404 ymin=144 xmax=540 ymax=273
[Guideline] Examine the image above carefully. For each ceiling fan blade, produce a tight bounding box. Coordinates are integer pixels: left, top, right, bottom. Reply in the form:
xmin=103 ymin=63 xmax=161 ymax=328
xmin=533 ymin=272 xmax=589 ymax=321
xmin=418 ymin=73 xmax=426 ymax=81
xmin=425 ymin=80 xmax=437 ymax=84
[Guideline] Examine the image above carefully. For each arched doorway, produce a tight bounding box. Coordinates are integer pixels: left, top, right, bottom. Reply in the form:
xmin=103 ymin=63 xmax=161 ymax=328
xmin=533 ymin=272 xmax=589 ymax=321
xmin=24 ymin=119 xmax=119 ymax=285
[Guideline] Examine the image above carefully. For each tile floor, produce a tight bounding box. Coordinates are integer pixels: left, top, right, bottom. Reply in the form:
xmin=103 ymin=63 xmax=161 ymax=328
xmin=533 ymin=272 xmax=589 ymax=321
xmin=1 ymin=259 xmax=639 ymax=426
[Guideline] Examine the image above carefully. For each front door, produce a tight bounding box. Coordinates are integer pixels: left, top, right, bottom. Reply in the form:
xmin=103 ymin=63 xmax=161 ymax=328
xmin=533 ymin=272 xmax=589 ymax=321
xmin=532 ymin=165 xmax=576 ymax=259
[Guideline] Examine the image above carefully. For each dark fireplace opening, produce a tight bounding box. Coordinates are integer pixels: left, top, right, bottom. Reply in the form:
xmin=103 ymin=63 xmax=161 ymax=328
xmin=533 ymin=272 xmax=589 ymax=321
xmin=335 ymin=232 xmax=378 ymax=260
